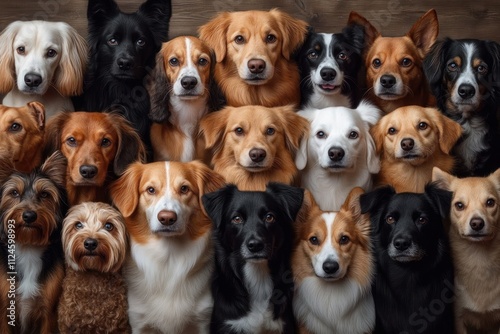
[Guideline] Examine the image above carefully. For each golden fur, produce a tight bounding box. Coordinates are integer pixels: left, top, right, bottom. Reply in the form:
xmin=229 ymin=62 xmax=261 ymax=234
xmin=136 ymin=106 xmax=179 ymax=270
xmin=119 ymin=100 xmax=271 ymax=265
xmin=199 ymin=105 xmax=309 ymax=191
xmin=348 ymin=10 xmax=438 ymax=113
xmin=0 ymin=102 xmax=45 ymax=173
xmin=198 ymin=9 xmax=307 ymax=107
xmin=371 ymin=105 xmax=462 ymax=192
xmin=432 ymin=167 xmax=500 ymax=333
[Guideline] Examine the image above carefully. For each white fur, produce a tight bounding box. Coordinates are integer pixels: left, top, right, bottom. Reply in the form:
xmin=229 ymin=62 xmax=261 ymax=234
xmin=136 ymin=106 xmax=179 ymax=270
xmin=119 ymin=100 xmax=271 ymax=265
xmin=296 ymin=101 xmax=381 ymax=211
xmin=451 ymin=43 xmax=480 ymax=114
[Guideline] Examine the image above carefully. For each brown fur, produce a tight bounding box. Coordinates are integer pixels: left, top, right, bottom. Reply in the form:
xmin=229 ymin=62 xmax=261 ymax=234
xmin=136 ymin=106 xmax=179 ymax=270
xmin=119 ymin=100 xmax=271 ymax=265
xmin=198 ymin=9 xmax=307 ymax=107
xmin=371 ymin=105 xmax=462 ymax=192
xmin=44 ymin=112 xmax=146 ymax=205
xmin=0 ymin=102 xmax=45 ymax=173
xmin=432 ymin=167 xmax=500 ymax=333
xmin=348 ymin=9 xmax=439 ymax=113
xmin=199 ymin=105 xmax=309 ymax=191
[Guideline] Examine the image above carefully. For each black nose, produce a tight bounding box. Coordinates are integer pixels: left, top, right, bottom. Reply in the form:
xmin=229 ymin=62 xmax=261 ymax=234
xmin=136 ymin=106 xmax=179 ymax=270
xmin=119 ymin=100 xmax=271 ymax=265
xmin=84 ymin=238 xmax=98 ymax=251
xmin=24 ymin=73 xmax=42 ymax=88
xmin=320 ymin=67 xmax=337 ymax=81
xmin=117 ymin=57 xmax=133 ymax=70
xmin=380 ymin=74 xmax=396 ymax=88
xmin=393 ymin=237 xmax=411 ymax=251
xmin=328 ymin=147 xmax=345 ymax=162
xmin=249 ymin=148 xmax=266 ymax=163
xmin=79 ymin=165 xmax=98 ymax=179
xmin=248 ymin=59 xmax=266 ymax=74
xmin=22 ymin=211 xmax=37 ymax=224
xmin=469 ymin=218 xmax=485 ymax=231
xmin=322 ymin=260 xmax=339 ymax=274
xmin=181 ymin=76 xmax=198 ymax=90
xmin=247 ymin=238 xmax=265 ymax=253
xmin=458 ymin=84 xmax=476 ymax=99
xmin=400 ymin=138 xmax=415 ymax=151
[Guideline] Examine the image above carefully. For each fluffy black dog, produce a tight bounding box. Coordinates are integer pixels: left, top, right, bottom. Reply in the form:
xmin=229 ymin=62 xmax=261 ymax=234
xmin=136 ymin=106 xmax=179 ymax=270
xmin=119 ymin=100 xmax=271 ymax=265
xmin=202 ymin=183 xmax=304 ymax=334
xmin=360 ymin=184 xmax=455 ymax=334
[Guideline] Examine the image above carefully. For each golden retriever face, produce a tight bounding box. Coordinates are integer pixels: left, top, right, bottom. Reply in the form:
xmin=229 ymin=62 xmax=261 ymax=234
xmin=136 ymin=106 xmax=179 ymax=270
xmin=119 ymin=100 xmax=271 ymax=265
xmin=371 ymin=106 xmax=462 ymax=166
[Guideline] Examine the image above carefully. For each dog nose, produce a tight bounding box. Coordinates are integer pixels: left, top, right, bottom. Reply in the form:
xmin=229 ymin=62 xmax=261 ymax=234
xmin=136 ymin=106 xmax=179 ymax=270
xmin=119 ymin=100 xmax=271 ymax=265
xmin=248 ymin=59 xmax=266 ymax=74
xmin=320 ymin=67 xmax=337 ymax=81
xmin=22 ymin=211 xmax=37 ymax=224
xmin=249 ymin=148 xmax=266 ymax=163
xmin=80 ymin=165 xmax=98 ymax=179
xmin=458 ymin=84 xmax=476 ymax=99
xmin=117 ymin=57 xmax=134 ymax=70
xmin=380 ymin=74 xmax=396 ymax=88
xmin=247 ymin=238 xmax=265 ymax=253
xmin=84 ymin=238 xmax=98 ymax=251
xmin=24 ymin=73 xmax=42 ymax=88
xmin=157 ymin=210 xmax=177 ymax=226
xmin=393 ymin=237 xmax=411 ymax=251
xmin=469 ymin=218 xmax=485 ymax=231
xmin=322 ymin=260 xmax=339 ymax=274
xmin=400 ymin=138 xmax=415 ymax=151
xmin=328 ymin=147 xmax=345 ymax=162
xmin=181 ymin=76 xmax=198 ymax=90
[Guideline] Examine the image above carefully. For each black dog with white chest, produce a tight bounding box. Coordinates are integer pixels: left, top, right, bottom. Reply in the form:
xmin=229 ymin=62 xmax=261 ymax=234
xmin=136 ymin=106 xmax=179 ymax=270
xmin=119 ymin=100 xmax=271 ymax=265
xmin=424 ymin=38 xmax=500 ymax=177
xmin=360 ymin=184 xmax=455 ymax=334
xmin=298 ymin=25 xmax=364 ymax=109
xmin=202 ymin=183 xmax=304 ymax=334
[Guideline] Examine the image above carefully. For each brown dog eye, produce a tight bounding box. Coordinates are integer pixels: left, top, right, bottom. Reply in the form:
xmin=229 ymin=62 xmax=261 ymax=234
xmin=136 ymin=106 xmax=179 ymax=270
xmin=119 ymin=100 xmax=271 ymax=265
xmin=339 ymin=235 xmax=350 ymax=245
xmin=169 ymin=58 xmax=179 ymax=66
xmin=235 ymin=127 xmax=244 ymax=136
xmin=486 ymin=198 xmax=496 ymax=207
xmin=447 ymin=62 xmax=458 ymax=72
xmin=477 ymin=65 xmax=488 ymax=74
xmin=418 ymin=122 xmax=428 ymax=130
xmin=234 ymin=35 xmax=245 ymax=44
xmin=75 ymin=222 xmax=83 ymax=230
xmin=108 ymin=38 xmax=118 ymax=46
xmin=348 ymin=131 xmax=358 ymax=139
xmin=309 ymin=236 xmax=320 ymax=245
xmin=232 ymin=216 xmax=243 ymax=224
xmin=180 ymin=185 xmax=189 ymax=194
xmin=386 ymin=216 xmax=396 ymax=224
xmin=11 ymin=190 xmax=19 ymax=198
xmin=46 ymin=49 xmax=57 ymax=58
xmin=104 ymin=222 xmax=114 ymax=231
xmin=16 ymin=46 xmax=25 ymax=55
xmin=101 ymin=138 xmax=111 ymax=147
xmin=307 ymin=51 xmax=318 ymax=60
xmin=454 ymin=202 xmax=464 ymax=211
xmin=9 ymin=123 xmax=22 ymax=132
xmin=147 ymin=187 xmax=155 ymax=195
xmin=198 ymin=58 xmax=208 ymax=66
xmin=266 ymin=128 xmax=275 ymax=135
xmin=266 ymin=34 xmax=277 ymax=43
xmin=338 ymin=52 xmax=348 ymax=61
xmin=388 ymin=127 xmax=397 ymax=135
xmin=264 ymin=213 xmax=275 ymax=223
xmin=66 ymin=137 xmax=77 ymax=147
xmin=372 ymin=58 xmax=382 ymax=68
xmin=418 ymin=217 xmax=428 ymax=225
xmin=316 ymin=131 xmax=326 ymax=139
xmin=401 ymin=58 xmax=412 ymax=67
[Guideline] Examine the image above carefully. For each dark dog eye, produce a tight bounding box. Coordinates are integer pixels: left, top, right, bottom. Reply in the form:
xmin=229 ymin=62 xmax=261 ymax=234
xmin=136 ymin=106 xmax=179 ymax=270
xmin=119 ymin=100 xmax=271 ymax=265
xmin=264 ymin=213 xmax=275 ymax=223
xmin=401 ymin=58 xmax=412 ymax=67
xmin=418 ymin=122 xmax=428 ymax=130
xmin=198 ymin=58 xmax=208 ymax=66
xmin=372 ymin=58 xmax=382 ymax=68
xmin=477 ymin=65 xmax=488 ymax=74
xmin=16 ymin=46 xmax=25 ymax=55
xmin=108 ymin=38 xmax=118 ymax=46
xmin=454 ymin=202 xmax=464 ymax=211
xmin=386 ymin=216 xmax=396 ymax=224
xmin=447 ymin=62 xmax=458 ymax=72
xmin=10 ymin=190 xmax=19 ymax=198
xmin=266 ymin=128 xmax=275 ymax=136
xmin=147 ymin=187 xmax=156 ymax=195
xmin=101 ymin=138 xmax=111 ymax=147
xmin=234 ymin=35 xmax=245 ymax=44
xmin=180 ymin=185 xmax=190 ymax=194
xmin=47 ymin=49 xmax=57 ymax=58
xmin=104 ymin=222 xmax=114 ymax=231
xmin=388 ymin=127 xmax=397 ymax=135
xmin=316 ymin=131 xmax=326 ymax=139
xmin=418 ymin=217 xmax=428 ymax=225
xmin=348 ymin=131 xmax=358 ymax=139
xmin=486 ymin=198 xmax=496 ymax=207
xmin=235 ymin=127 xmax=244 ymax=136
xmin=39 ymin=191 xmax=49 ymax=199
xmin=309 ymin=236 xmax=320 ymax=245
xmin=307 ymin=51 xmax=318 ymax=60
xmin=136 ymin=39 xmax=145 ymax=47
xmin=9 ymin=123 xmax=22 ymax=132
xmin=232 ymin=216 xmax=243 ymax=224
xmin=338 ymin=52 xmax=348 ymax=61
xmin=66 ymin=137 xmax=77 ymax=147
xmin=75 ymin=222 xmax=83 ymax=230
xmin=169 ymin=58 xmax=179 ymax=66
xmin=339 ymin=235 xmax=350 ymax=245
xmin=266 ymin=34 xmax=277 ymax=44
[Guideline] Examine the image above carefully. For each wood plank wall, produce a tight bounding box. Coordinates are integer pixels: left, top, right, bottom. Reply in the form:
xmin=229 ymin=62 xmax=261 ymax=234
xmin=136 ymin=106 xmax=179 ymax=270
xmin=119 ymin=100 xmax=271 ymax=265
xmin=1 ymin=0 xmax=499 ymax=41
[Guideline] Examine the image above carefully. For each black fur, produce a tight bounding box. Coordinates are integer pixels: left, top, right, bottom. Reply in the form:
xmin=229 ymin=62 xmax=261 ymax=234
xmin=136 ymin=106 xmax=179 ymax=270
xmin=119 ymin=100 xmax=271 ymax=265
xmin=202 ymin=183 xmax=304 ymax=334
xmin=360 ymin=184 xmax=455 ymax=334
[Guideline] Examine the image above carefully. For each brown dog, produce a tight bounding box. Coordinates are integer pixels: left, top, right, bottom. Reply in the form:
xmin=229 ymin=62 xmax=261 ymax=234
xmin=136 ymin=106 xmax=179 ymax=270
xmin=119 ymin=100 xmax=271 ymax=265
xmin=0 ymin=102 xmax=45 ymax=173
xmin=44 ymin=112 xmax=146 ymax=205
xmin=371 ymin=105 xmax=462 ymax=192
xmin=198 ymin=9 xmax=307 ymax=108
xmin=349 ymin=9 xmax=439 ymax=113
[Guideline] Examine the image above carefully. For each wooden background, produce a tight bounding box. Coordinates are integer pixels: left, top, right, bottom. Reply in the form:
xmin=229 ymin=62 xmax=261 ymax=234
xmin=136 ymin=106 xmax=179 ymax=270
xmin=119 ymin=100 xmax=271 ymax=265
xmin=1 ymin=0 xmax=499 ymax=41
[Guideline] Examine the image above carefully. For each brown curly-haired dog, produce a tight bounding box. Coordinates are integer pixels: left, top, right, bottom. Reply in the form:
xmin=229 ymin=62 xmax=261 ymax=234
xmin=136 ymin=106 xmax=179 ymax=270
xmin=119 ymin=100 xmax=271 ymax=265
xmin=58 ymin=202 xmax=130 ymax=334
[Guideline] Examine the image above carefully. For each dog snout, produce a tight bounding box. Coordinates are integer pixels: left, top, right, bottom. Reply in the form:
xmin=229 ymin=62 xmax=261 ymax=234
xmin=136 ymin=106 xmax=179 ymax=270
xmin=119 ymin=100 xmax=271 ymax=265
xmin=320 ymin=67 xmax=337 ymax=81
xmin=117 ymin=57 xmax=134 ymax=71
xmin=181 ymin=76 xmax=198 ymax=90
xmin=157 ymin=210 xmax=178 ymax=226
xmin=79 ymin=165 xmax=98 ymax=179
xmin=247 ymin=59 xmax=266 ymax=74
xmin=400 ymin=138 xmax=415 ymax=151
xmin=328 ymin=147 xmax=345 ymax=162
xmin=469 ymin=217 xmax=485 ymax=231
xmin=249 ymin=148 xmax=266 ymax=163
xmin=24 ymin=73 xmax=42 ymax=88
xmin=246 ymin=238 xmax=265 ymax=253
xmin=393 ymin=236 xmax=412 ymax=251
xmin=380 ymin=74 xmax=396 ymax=88
xmin=84 ymin=238 xmax=98 ymax=251
xmin=458 ymin=83 xmax=476 ymax=99
xmin=322 ymin=260 xmax=339 ymax=274
xmin=22 ymin=210 xmax=37 ymax=224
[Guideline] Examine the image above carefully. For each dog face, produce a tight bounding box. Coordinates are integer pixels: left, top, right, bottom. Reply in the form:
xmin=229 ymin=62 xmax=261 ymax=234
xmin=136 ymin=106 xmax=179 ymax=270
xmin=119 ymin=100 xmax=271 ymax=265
xmin=111 ymin=160 xmax=226 ymax=244
xmin=203 ymin=183 xmax=303 ymax=262
xmin=360 ymin=184 xmax=451 ymax=263
xmin=44 ymin=112 xmax=146 ymax=187
xmin=199 ymin=9 xmax=307 ymax=85
xmin=433 ymin=167 xmax=500 ymax=242
xmin=370 ymin=106 xmax=462 ymax=166
xmin=62 ymin=202 xmax=127 ymax=273
xmin=0 ymin=151 xmax=67 ymax=246
xmin=0 ymin=20 xmax=87 ymax=96
xmin=424 ymin=39 xmax=500 ymax=119
xmin=296 ymin=101 xmax=380 ymax=173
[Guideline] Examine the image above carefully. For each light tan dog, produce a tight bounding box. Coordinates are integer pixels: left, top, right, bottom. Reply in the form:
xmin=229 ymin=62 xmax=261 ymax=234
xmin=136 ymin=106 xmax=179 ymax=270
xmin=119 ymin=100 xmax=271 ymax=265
xmin=433 ymin=167 xmax=500 ymax=333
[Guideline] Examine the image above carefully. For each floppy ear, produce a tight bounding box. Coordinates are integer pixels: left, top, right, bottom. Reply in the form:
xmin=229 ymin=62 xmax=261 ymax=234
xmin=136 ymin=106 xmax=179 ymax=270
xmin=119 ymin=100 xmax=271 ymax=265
xmin=423 ymin=38 xmax=450 ymax=107
xmin=277 ymin=105 xmax=309 ymax=153
xmin=294 ymin=108 xmax=314 ymax=171
xmin=108 ymin=113 xmax=147 ymax=175
xmin=342 ymin=187 xmax=371 ymax=242
xmin=356 ymin=101 xmax=381 ymax=173
xmin=110 ymin=162 xmax=143 ymax=218
xmin=189 ymin=160 xmax=226 ymax=214
xmin=26 ymin=102 xmax=46 ymax=130
xmin=266 ymin=182 xmax=304 ymax=223
xmin=55 ymin=23 xmax=88 ymax=97
xmin=270 ymin=9 xmax=308 ymax=60
xmin=431 ymin=166 xmax=454 ymax=191
xmin=0 ymin=21 xmax=21 ymax=94
xmin=347 ymin=11 xmax=380 ymax=49
xmin=40 ymin=151 xmax=68 ymax=189
xmin=369 ymin=118 xmax=385 ymax=155
xmin=148 ymin=50 xmax=171 ymax=122
xmin=138 ymin=0 xmax=172 ymax=44
xmin=424 ymin=183 xmax=452 ymax=219
xmin=429 ymin=108 xmax=462 ymax=154
xmin=406 ymin=9 xmax=439 ymax=58
xmin=43 ymin=112 xmax=72 ymax=158
xmin=202 ymin=184 xmax=237 ymax=229
xmin=485 ymin=41 xmax=500 ymax=95
xmin=198 ymin=12 xmax=232 ymax=63
xmin=199 ymin=108 xmax=231 ymax=153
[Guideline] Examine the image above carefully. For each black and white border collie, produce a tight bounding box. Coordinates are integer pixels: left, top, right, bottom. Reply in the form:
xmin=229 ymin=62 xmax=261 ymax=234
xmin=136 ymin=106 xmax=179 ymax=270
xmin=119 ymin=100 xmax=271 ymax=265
xmin=298 ymin=25 xmax=364 ymax=109
xmin=424 ymin=38 xmax=500 ymax=177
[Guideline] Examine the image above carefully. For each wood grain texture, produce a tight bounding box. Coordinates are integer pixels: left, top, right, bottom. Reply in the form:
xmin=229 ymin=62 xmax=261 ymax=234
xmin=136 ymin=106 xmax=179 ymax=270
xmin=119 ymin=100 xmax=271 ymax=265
xmin=0 ymin=0 xmax=499 ymax=41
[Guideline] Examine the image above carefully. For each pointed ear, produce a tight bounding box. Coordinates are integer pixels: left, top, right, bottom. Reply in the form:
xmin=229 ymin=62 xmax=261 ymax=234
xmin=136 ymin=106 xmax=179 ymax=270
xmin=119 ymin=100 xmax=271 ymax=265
xmin=424 ymin=183 xmax=452 ymax=219
xmin=407 ymin=9 xmax=439 ymax=57
xmin=428 ymin=108 xmax=462 ymax=154
xmin=87 ymin=0 xmax=120 ymax=27
xmin=110 ymin=162 xmax=143 ymax=218
xmin=148 ymin=49 xmax=171 ymax=122
xmin=341 ymin=187 xmax=364 ymax=219
xmin=270 ymin=9 xmax=307 ymax=60
xmin=40 ymin=151 xmax=67 ymax=189
xmin=266 ymin=182 xmax=304 ymax=222
xmin=199 ymin=108 xmax=230 ymax=153
xmin=109 ymin=113 xmax=146 ymax=175
xmin=189 ymin=160 xmax=226 ymax=215
xmin=202 ymin=184 xmax=236 ymax=229
xmin=138 ymin=0 xmax=172 ymax=44
xmin=0 ymin=21 xmax=20 ymax=94
xmin=198 ymin=12 xmax=231 ymax=63
xmin=26 ymin=102 xmax=45 ymax=130
xmin=347 ymin=11 xmax=380 ymax=49
xmin=431 ymin=166 xmax=455 ymax=191
xmin=277 ymin=105 xmax=309 ymax=153
xmin=488 ymin=168 xmax=500 ymax=193
xmin=43 ymin=112 xmax=71 ymax=158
